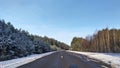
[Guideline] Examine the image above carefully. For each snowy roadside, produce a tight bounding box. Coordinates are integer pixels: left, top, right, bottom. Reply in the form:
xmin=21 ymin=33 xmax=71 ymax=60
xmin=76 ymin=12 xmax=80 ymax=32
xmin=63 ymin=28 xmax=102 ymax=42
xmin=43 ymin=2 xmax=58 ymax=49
xmin=68 ymin=51 xmax=120 ymax=68
xmin=0 ymin=51 xmax=56 ymax=68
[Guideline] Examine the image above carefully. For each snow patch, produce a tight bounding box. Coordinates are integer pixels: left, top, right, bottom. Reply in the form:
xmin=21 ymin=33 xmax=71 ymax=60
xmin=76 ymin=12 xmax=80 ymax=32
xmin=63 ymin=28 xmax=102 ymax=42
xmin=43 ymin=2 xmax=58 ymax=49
xmin=0 ymin=51 xmax=55 ymax=68
xmin=69 ymin=51 xmax=120 ymax=68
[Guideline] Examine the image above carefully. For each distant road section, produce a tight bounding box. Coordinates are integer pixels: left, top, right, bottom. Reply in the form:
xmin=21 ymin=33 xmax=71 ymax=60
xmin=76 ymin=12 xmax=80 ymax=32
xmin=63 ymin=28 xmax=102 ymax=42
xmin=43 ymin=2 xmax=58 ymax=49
xmin=18 ymin=51 xmax=110 ymax=68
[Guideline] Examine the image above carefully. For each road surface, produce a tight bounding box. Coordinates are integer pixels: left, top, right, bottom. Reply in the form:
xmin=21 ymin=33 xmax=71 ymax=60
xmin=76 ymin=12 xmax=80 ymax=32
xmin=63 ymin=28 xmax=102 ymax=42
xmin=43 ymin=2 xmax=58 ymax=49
xmin=18 ymin=51 xmax=111 ymax=68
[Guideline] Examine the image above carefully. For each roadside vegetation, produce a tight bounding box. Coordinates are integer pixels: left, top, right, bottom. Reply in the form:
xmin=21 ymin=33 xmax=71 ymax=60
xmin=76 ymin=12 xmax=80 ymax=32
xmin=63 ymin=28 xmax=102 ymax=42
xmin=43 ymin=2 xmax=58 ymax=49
xmin=0 ymin=20 xmax=69 ymax=61
xmin=71 ymin=28 xmax=120 ymax=53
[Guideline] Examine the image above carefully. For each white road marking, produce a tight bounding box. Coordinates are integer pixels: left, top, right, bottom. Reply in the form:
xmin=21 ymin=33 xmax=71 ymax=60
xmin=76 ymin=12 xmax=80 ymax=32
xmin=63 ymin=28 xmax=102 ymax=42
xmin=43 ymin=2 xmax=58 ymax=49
xmin=61 ymin=56 xmax=63 ymax=59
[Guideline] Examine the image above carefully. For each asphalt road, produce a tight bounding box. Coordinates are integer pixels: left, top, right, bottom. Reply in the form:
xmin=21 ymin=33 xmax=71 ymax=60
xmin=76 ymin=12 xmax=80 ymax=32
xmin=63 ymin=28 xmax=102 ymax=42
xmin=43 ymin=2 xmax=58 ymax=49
xmin=18 ymin=51 xmax=110 ymax=68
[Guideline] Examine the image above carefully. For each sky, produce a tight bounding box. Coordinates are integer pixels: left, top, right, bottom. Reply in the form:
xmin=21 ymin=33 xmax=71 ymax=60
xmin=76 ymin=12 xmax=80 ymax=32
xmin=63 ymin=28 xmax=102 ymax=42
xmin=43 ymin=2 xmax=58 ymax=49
xmin=0 ymin=0 xmax=120 ymax=45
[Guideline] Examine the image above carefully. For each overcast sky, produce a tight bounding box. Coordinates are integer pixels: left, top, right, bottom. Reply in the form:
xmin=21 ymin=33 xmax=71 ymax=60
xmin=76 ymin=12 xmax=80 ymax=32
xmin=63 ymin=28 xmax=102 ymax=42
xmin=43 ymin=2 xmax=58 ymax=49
xmin=0 ymin=0 xmax=120 ymax=45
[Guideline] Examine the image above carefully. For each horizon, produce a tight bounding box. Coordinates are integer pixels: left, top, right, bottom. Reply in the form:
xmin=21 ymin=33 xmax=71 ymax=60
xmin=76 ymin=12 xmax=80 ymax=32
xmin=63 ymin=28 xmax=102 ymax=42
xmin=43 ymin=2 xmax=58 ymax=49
xmin=0 ymin=0 xmax=120 ymax=45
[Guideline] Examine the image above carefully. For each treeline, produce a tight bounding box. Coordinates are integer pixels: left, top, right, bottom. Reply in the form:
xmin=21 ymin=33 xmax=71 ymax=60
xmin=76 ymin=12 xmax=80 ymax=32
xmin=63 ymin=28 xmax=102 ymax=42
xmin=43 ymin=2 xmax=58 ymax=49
xmin=71 ymin=28 xmax=120 ymax=53
xmin=29 ymin=35 xmax=69 ymax=51
xmin=0 ymin=20 xmax=69 ymax=61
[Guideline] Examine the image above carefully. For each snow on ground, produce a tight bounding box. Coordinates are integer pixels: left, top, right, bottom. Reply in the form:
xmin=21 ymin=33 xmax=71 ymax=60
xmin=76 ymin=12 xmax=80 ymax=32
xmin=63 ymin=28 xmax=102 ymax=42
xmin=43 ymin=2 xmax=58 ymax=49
xmin=69 ymin=51 xmax=120 ymax=68
xmin=0 ymin=51 xmax=55 ymax=68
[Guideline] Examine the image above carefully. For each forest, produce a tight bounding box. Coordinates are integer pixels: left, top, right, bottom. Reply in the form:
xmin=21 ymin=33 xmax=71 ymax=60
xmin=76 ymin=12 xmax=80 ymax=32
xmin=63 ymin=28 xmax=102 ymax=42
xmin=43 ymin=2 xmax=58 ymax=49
xmin=71 ymin=28 xmax=120 ymax=53
xmin=0 ymin=20 xmax=69 ymax=61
